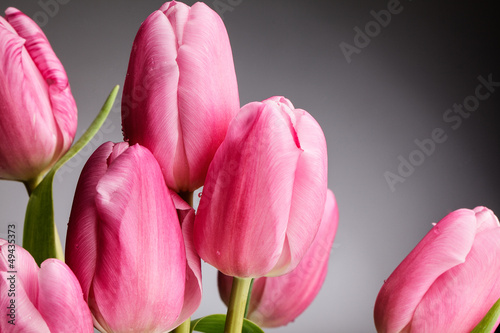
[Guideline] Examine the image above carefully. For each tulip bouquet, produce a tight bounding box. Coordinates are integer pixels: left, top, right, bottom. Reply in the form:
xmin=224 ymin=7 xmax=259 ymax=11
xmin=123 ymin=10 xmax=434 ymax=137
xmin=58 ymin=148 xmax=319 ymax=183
xmin=0 ymin=1 xmax=499 ymax=333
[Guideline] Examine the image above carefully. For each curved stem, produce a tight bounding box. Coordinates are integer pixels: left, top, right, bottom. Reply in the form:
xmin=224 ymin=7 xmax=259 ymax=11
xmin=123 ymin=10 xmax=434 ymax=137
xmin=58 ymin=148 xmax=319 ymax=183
xmin=224 ymin=277 xmax=252 ymax=333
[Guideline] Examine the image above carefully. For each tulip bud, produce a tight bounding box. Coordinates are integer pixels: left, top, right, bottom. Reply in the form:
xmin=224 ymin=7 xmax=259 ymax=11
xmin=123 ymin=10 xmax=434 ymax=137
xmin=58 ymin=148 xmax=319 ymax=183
xmin=0 ymin=240 xmax=93 ymax=332
xmin=374 ymin=207 xmax=500 ymax=333
xmin=194 ymin=96 xmax=328 ymax=278
xmin=218 ymin=189 xmax=338 ymax=327
xmin=122 ymin=1 xmax=239 ymax=193
xmin=65 ymin=142 xmax=201 ymax=332
xmin=0 ymin=8 xmax=77 ymax=183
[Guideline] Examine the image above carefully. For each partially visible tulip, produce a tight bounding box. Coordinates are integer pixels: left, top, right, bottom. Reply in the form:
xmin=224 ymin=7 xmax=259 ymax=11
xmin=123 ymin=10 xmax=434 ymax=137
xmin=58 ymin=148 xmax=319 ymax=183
xmin=219 ymin=189 xmax=338 ymax=327
xmin=194 ymin=96 xmax=328 ymax=278
xmin=0 ymin=8 xmax=77 ymax=184
xmin=65 ymin=142 xmax=201 ymax=333
xmin=374 ymin=207 xmax=500 ymax=333
xmin=0 ymin=240 xmax=93 ymax=332
xmin=122 ymin=1 xmax=239 ymax=193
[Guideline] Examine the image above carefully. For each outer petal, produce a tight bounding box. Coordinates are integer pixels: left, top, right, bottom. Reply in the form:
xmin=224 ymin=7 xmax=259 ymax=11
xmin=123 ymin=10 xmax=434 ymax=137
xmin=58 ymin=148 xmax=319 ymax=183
xmin=174 ymin=2 xmax=239 ymax=191
xmin=37 ymin=259 xmax=93 ymax=332
xmin=121 ymin=9 xmax=181 ymax=190
xmin=408 ymin=207 xmax=500 ymax=333
xmin=264 ymin=97 xmax=328 ymax=276
xmin=122 ymin=1 xmax=239 ymax=193
xmin=91 ymin=144 xmax=186 ymax=333
xmin=5 ymin=8 xmax=77 ymax=159
xmin=65 ymin=141 xmax=127 ymax=301
xmin=0 ymin=242 xmax=50 ymax=332
xmin=195 ymin=102 xmax=302 ymax=278
xmin=170 ymin=191 xmax=203 ymax=328
xmin=218 ymin=190 xmax=339 ymax=327
xmin=374 ymin=209 xmax=477 ymax=333
xmin=0 ymin=13 xmax=56 ymax=181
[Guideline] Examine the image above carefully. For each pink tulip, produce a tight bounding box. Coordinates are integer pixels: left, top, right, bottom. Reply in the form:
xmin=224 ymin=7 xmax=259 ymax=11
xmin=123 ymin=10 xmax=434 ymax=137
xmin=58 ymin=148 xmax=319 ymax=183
xmin=194 ymin=96 xmax=328 ymax=278
xmin=374 ymin=207 xmax=500 ymax=333
xmin=0 ymin=8 xmax=77 ymax=183
xmin=0 ymin=240 xmax=93 ymax=332
xmin=122 ymin=1 xmax=239 ymax=193
xmin=65 ymin=142 xmax=201 ymax=333
xmin=218 ymin=189 xmax=338 ymax=327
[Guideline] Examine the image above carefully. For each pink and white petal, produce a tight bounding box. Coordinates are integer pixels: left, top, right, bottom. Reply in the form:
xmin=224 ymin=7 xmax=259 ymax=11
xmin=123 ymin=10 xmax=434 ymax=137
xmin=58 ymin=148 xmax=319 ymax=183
xmin=269 ymin=105 xmax=328 ymax=276
xmin=5 ymin=8 xmax=77 ymax=159
xmin=171 ymin=193 xmax=202 ymax=327
xmin=195 ymin=102 xmax=301 ymax=278
xmin=175 ymin=2 xmax=239 ymax=191
xmin=161 ymin=1 xmax=190 ymax=46
xmin=374 ymin=209 xmax=477 ymax=333
xmin=474 ymin=206 xmax=500 ymax=233
xmin=249 ymin=190 xmax=338 ymax=327
xmin=121 ymin=10 xmax=181 ymax=191
xmin=409 ymin=226 xmax=500 ymax=333
xmin=0 ymin=15 xmax=56 ymax=180
xmin=37 ymin=259 xmax=93 ymax=332
xmin=0 ymin=242 xmax=40 ymax=306
xmin=0 ymin=271 xmax=50 ymax=333
xmin=65 ymin=142 xmax=117 ymax=300
xmin=93 ymin=144 xmax=186 ymax=332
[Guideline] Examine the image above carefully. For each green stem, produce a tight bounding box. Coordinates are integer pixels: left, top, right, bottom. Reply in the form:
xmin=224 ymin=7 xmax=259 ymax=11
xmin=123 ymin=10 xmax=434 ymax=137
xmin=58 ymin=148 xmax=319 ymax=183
xmin=23 ymin=174 xmax=44 ymax=196
xmin=224 ymin=277 xmax=252 ymax=333
xmin=179 ymin=191 xmax=194 ymax=207
xmin=172 ymin=319 xmax=191 ymax=333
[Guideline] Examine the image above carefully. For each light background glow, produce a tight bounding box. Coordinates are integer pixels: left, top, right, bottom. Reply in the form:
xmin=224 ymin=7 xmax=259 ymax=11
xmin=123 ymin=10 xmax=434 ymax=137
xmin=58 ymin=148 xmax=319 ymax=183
xmin=1 ymin=1 xmax=499 ymax=332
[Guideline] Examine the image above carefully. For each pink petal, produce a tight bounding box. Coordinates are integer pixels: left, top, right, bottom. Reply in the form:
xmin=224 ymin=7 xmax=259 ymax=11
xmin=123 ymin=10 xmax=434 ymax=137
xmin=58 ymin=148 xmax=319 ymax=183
xmin=409 ymin=221 xmax=500 ymax=332
xmin=170 ymin=191 xmax=202 ymax=327
xmin=65 ymin=141 xmax=119 ymax=301
xmin=5 ymin=8 xmax=77 ymax=158
xmin=264 ymin=98 xmax=328 ymax=276
xmin=174 ymin=2 xmax=239 ymax=191
xmin=195 ymin=101 xmax=302 ymax=278
xmin=374 ymin=209 xmax=477 ymax=333
xmin=0 ymin=242 xmax=50 ymax=332
xmin=92 ymin=144 xmax=186 ymax=332
xmin=249 ymin=190 xmax=338 ymax=327
xmin=0 ymin=13 xmax=56 ymax=181
xmin=122 ymin=2 xmax=239 ymax=192
xmin=218 ymin=190 xmax=339 ymax=327
xmin=121 ymin=9 xmax=182 ymax=191
xmin=37 ymin=259 xmax=93 ymax=332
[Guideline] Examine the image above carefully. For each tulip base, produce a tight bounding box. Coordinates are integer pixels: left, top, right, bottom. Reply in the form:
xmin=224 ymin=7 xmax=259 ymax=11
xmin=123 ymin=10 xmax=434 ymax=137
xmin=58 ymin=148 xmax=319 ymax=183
xmin=224 ymin=277 xmax=252 ymax=333
xmin=172 ymin=319 xmax=191 ymax=333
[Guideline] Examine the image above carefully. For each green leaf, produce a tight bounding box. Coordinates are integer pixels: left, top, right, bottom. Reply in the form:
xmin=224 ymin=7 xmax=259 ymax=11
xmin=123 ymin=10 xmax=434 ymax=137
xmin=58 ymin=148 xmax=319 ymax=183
xmin=190 ymin=314 xmax=264 ymax=333
xmin=471 ymin=297 xmax=500 ymax=333
xmin=23 ymin=85 xmax=119 ymax=265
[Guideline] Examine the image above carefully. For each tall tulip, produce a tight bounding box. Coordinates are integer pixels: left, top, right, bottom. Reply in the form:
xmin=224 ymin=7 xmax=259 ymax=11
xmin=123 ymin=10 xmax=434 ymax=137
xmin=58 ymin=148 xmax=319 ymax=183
xmin=65 ymin=142 xmax=201 ymax=333
xmin=122 ymin=1 xmax=240 ymax=193
xmin=0 ymin=240 xmax=93 ymax=332
xmin=194 ymin=96 xmax=328 ymax=278
xmin=374 ymin=207 xmax=500 ymax=333
xmin=0 ymin=8 xmax=77 ymax=186
xmin=218 ymin=189 xmax=338 ymax=327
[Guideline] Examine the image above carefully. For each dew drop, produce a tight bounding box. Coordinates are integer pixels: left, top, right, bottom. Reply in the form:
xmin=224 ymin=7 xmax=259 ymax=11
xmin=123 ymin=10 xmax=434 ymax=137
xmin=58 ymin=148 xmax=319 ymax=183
xmin=198 ymin=192 xmax=203 ymax=198
xmin=216 ymin=250 xmax=221 ymax=256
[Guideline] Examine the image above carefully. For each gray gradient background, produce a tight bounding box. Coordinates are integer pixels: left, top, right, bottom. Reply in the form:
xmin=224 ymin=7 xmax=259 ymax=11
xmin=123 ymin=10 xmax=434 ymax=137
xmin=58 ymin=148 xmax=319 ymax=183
xmin=1 ymin=0 xmax=500 ymax=332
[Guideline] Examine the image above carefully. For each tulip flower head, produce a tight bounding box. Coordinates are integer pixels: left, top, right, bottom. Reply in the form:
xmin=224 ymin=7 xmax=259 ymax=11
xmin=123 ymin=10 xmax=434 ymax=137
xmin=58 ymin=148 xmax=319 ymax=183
xmin=374 ymin=207 xmax=500 ymax=333
xmin=0 ymin=8 xmax=77 ymax=184
xmin=0 ymin=240 xmax=93 ymax=333
xmin=122 ymin=0 xmax=239 ymax=193
xmin=194 ymin=96 xmax=328 ymax=278
xmin=65 ymin=142 xmax=201 ymax=333
xmin=218 ymin=189 xmax=339 ymax=327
